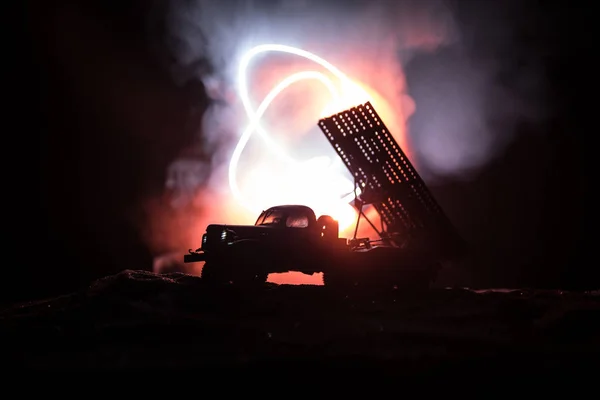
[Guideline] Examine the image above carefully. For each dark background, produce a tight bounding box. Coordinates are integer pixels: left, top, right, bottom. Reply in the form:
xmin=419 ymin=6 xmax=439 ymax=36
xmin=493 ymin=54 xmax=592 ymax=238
xmin=6 ymin=0 xmax=590 ymax=303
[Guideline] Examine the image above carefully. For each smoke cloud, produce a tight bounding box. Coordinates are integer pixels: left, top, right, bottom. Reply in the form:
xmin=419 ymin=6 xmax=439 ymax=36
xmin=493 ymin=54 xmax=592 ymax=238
xmin=404 ymin=1 xmax=548 ymax=182
xmin=161 ymin=0 xmax=457 ymax=199
xmin=147 ymin=0 xmax=547 ymax=270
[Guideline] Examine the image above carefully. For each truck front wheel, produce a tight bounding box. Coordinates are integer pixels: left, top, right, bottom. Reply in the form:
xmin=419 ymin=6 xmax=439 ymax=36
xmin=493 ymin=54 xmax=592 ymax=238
xmin=200 ymin=262 xmax=229 ymax=284
xmin=201 ymin=261 xmax=268 ymax=286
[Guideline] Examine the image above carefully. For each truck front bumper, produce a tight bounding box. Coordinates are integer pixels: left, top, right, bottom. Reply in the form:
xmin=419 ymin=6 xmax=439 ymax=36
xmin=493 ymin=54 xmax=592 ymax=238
xmin=184 ymin=251 xmax=207 ymax=263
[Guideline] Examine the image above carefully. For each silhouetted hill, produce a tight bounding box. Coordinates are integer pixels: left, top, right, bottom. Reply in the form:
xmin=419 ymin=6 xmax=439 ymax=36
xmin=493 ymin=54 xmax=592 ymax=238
xmin=2 ymin=270 xmax=598 ymax=377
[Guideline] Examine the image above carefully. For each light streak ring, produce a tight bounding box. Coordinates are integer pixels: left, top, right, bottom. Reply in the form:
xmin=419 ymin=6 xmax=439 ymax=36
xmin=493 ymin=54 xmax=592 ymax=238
xmin=230 ymin=44 xmax=370 ymax=214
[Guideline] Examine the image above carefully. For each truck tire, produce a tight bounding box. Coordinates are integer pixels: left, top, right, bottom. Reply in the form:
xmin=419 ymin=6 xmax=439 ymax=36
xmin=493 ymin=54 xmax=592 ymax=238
xmin=232 ymin=270 xmax=268 ymax=285
xmin=201 ymin=262 xmax=230 ymax=284
xmin=201 ymin=258 xmax=268 ymax=286
xmin=228 ymin=241 xmax=269 ymax=286
xmin=388 ymin=265 xmax=438 ymax=293
xmin=323 ymin=270 xmax=357 ymax=292
xmin=325 ymin=268 xmax=434 ymax=293
xmin=390 ymin=274 xmax=431 ymax=293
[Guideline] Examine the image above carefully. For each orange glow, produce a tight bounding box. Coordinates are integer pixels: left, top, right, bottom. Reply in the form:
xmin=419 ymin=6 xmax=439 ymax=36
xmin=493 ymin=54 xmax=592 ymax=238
xmin=354 ymin=82 xmax=412 ymax=155
xmin=267 ymin=271 xmax=324 ymax=285
xmin=213 ymin=49 xmax=408 ymax=226
xmin=179 ymin=44 xmax=415 ymax=285
xmin=227 ymin=45 xmax=412 ymax=241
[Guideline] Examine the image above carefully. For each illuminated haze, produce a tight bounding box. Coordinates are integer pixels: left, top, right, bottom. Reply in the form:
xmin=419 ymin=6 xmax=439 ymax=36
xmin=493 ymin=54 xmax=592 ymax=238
xmin=162 ymin=0 xmax=456 ymax=206
xmin=150 ymin=0 xmax=546 ymax=270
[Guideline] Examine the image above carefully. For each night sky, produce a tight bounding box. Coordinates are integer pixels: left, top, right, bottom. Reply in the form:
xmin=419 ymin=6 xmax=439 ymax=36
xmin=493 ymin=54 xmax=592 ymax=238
xmin=8 ymin=0 xmax=590 ymax=303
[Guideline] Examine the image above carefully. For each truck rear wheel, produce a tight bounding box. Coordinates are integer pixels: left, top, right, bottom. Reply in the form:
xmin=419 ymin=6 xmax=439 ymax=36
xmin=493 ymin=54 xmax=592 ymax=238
xmin=324 ymin=268 xmax=434 ymax=293
xmin=232 ymin=270 xmax=268 ymax=285
xmin=387 ymin=266 xmax=438 ymax=293
xmin=323 ymin=270 xmax=358 ymax=292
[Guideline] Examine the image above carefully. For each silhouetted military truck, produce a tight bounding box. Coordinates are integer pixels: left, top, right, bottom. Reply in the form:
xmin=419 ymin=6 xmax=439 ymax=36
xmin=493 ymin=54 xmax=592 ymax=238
xmin=184 ymin=102 xmax=465 ymax=290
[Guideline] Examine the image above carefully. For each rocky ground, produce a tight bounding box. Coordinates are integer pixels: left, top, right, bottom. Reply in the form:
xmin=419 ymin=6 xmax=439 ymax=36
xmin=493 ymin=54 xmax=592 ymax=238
xmin=1 ymin=270 xmax=599 ymax=379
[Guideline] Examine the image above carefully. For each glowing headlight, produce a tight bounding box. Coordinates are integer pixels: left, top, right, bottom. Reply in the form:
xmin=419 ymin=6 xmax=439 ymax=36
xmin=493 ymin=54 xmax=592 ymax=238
xmin=201 ymin=234 xmax=207 ymax=247
xmin=221 ymin=230 xmax=227 ymax=241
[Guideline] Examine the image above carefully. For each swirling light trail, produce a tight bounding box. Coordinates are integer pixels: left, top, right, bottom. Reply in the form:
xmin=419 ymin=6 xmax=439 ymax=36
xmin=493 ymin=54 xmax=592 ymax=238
xmin=229 ymin=44 xmax=373 ymax=231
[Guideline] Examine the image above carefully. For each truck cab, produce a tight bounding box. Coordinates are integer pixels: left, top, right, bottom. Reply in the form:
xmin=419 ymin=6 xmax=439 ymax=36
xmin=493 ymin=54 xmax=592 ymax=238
xmin=185 ymin=205 xmax=344 ymax=265
xmin=253 ymin=204 xmax=340 ymax=241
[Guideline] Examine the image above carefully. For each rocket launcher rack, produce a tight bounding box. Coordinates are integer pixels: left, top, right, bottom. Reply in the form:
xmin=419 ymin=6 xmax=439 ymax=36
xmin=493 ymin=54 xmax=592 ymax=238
xmin=318 ymin=102 xmax=465 ymax=260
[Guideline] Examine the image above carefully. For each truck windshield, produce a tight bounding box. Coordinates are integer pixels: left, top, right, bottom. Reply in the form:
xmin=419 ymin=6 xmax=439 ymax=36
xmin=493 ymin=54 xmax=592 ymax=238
xmin=256 ymin=209 xmax=285 ymax=226
xmin=286 ymin=214 xmax=309 ymax=228
xmin=254 ymin=211 xmax=267 ymax=226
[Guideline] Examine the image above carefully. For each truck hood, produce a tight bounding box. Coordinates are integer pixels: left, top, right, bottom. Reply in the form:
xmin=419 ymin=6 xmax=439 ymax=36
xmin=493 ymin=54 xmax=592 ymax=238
xmin=206 ymin=223 xmax=276 ymax=242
